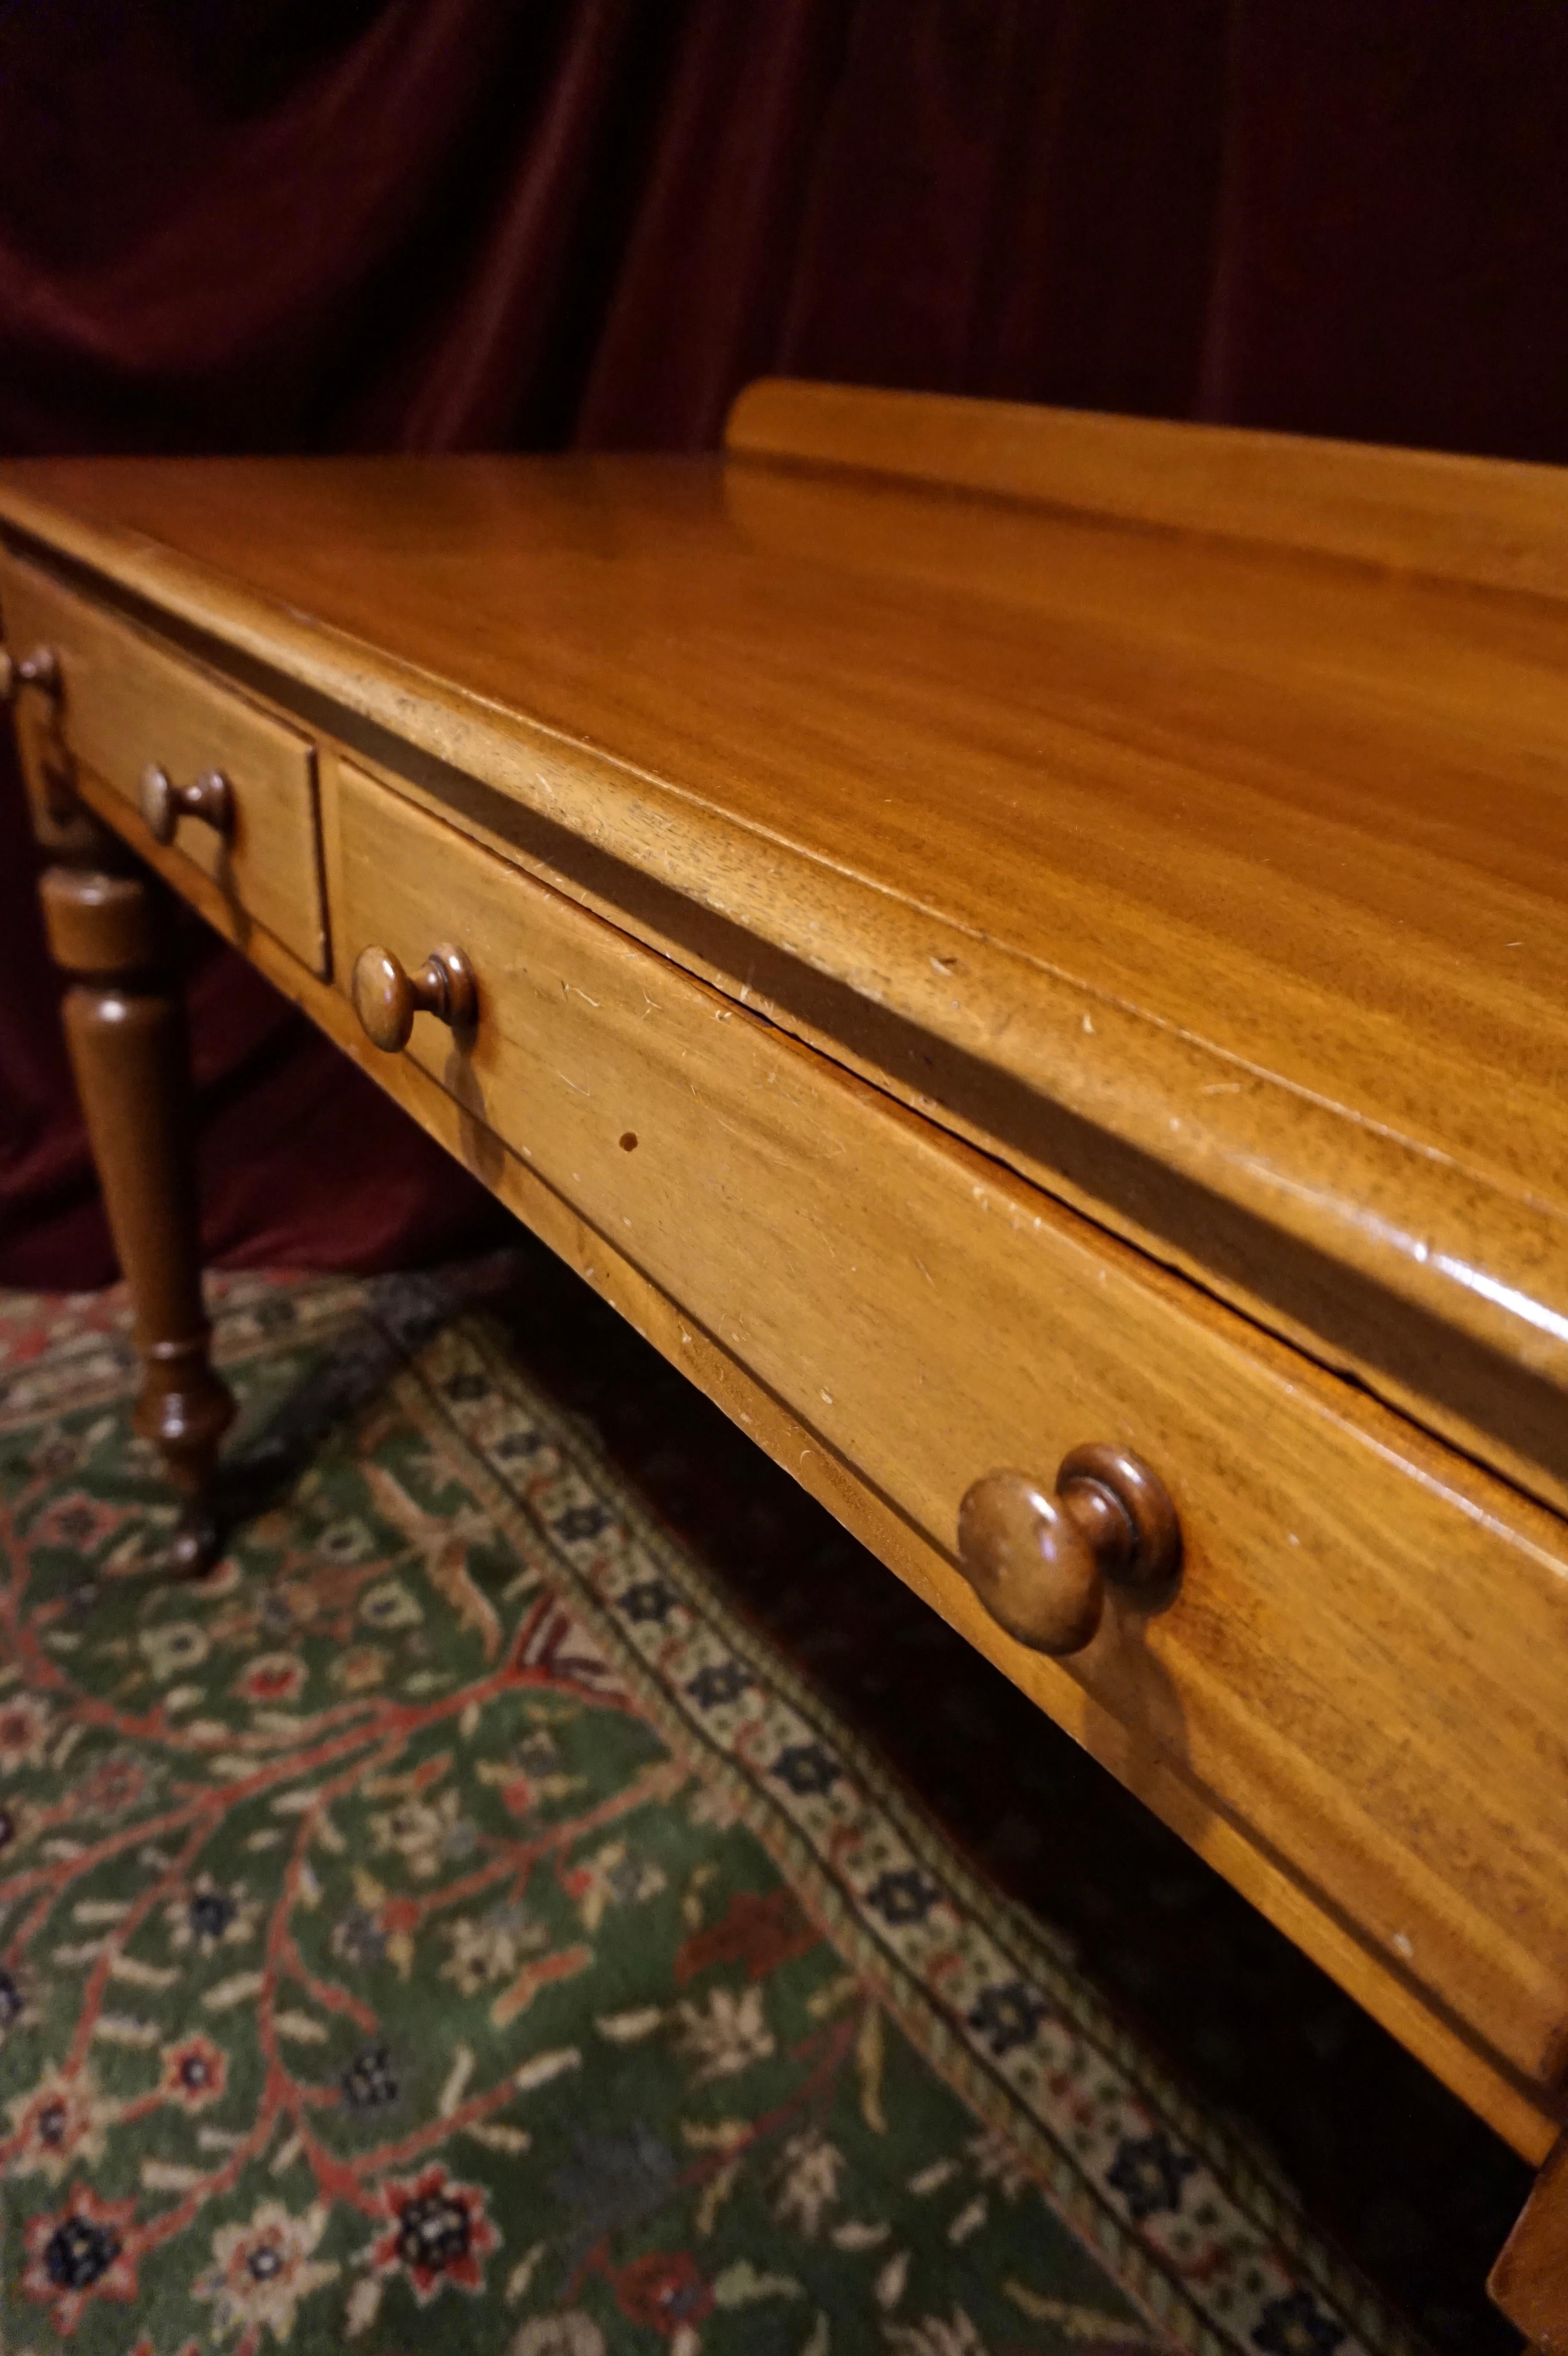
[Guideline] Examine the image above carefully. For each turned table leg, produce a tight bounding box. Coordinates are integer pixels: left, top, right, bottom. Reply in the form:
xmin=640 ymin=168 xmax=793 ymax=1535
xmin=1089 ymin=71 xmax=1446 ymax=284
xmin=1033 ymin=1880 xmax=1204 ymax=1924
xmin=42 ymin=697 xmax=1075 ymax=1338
xmin=36 ymin=855 xmax=234 ymax=1575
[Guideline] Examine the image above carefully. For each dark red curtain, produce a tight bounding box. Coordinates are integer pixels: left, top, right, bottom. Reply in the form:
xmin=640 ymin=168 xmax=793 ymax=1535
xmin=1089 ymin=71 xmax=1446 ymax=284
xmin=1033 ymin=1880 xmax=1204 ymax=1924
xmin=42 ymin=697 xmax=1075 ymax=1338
xmin=6 ymin=0 xmax=1568 ymax=1284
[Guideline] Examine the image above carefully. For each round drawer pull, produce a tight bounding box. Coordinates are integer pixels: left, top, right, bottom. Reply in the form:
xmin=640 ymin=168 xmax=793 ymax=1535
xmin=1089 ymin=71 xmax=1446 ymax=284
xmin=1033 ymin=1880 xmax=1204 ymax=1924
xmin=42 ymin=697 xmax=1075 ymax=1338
xmin=139 ymin=764 xmax=232 ymax=846
xmin=351 ymin=941 xmax=477 ymax=1053
xmin=956 ymin=1445 xmax=1180 ymax=1656
xmin=0 ymin=644 xmax=60 ymax=704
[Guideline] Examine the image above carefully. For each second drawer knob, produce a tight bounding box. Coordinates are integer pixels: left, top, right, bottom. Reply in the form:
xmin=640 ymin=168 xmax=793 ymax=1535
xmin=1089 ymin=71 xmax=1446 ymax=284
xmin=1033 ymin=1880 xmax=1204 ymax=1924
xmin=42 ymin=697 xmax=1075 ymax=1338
xmin=139 ymin=764 xmax=232 ymax=846
xmin=957 ymin=1445 xmax=1180 ymax=1655
xmin=352 ymin=942 xmax=477 ymax=1052
xmin=0 ymin=644 xmax=60 ymax=705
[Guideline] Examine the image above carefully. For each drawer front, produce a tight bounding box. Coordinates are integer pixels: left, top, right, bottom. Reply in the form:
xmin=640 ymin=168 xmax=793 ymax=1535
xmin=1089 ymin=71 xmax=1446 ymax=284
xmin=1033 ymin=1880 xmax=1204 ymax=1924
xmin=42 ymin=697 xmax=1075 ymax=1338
xmin=327 ymin=754 xmax=1568 ymax=2104
xmin=1 ymin=556 xmax=326 ymax=974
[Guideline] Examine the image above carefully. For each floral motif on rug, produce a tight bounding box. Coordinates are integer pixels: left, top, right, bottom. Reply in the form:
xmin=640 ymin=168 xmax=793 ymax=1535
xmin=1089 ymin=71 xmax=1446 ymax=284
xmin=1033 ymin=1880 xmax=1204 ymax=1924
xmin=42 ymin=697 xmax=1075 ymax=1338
xmin=0 ymin=1266 xmax=1423 ymax=2356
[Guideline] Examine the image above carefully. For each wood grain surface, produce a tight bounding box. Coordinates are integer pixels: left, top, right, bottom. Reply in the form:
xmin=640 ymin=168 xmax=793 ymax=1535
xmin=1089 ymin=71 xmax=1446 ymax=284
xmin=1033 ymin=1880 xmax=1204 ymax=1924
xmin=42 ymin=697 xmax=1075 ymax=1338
xmin=9 ymin=405 xmax=1568 ymax=2211
xmin=324 ymin=749 xmax=1568 ymax=2137
xmin=1 ymin=435 xmax=1565 ymax=1524
xmin=0 ymin=552 xmax=326 ymax=974
xmin=47 ymin=748 xmax=1555 ymax=2164
xmin=729 ymin=375 xmax=1568 ymax=596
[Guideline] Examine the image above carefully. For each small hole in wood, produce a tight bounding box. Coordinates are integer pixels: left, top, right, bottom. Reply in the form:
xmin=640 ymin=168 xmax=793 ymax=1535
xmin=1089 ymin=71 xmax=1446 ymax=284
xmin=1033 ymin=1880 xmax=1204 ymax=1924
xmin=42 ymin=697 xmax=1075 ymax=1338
xmin=619 ymin=1132 xmax=638 ymax=1152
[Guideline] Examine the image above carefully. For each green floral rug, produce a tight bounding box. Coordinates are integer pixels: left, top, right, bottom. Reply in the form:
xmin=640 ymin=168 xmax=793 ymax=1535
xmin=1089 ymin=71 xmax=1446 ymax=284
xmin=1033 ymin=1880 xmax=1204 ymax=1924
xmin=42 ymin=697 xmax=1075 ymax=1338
xmin=0 ymin=1264 xmax=1423 ymax=2356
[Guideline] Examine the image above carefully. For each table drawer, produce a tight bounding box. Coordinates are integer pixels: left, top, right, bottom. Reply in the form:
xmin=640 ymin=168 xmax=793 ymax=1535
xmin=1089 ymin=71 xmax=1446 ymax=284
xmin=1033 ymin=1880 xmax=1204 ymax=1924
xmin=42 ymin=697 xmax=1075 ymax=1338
xmin=1 ymin=555 xmax=326 ymax=974
xmin=326 ymin=753 xmax=1568 ymax=2115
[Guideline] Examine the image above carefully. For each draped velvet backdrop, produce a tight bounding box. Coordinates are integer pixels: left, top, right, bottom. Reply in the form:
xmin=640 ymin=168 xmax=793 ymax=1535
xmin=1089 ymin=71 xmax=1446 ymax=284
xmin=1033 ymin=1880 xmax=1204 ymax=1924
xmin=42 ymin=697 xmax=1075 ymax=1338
xmin=5 ymin=0 xmax=1568 ymax=1284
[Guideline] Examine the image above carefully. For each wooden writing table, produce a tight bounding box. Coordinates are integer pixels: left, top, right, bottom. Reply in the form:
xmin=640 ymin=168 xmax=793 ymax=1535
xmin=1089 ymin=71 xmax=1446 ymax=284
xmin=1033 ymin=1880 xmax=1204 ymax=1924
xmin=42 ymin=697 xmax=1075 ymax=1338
xmin=3 ymin=382 xmax=1566 ymax=2337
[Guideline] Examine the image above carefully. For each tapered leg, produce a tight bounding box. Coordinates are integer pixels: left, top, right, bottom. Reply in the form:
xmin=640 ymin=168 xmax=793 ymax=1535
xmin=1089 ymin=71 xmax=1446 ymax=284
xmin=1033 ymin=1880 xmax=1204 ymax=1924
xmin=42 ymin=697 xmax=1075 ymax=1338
xmin=1491 ymin=2132 xmax=1568 ymax=2352
xmin=37 ymin=855 xmax=234 ymax=1575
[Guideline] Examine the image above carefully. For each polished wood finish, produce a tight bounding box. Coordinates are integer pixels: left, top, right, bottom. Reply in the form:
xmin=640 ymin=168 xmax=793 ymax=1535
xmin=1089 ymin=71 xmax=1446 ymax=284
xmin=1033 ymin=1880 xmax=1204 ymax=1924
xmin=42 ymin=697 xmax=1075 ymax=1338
xmin=1490 ymin=2133 xmax=1568 ymax=2351
xmin=63 ymin=740 xmax=1562 ymax=2167
xmin=5 ymin=393 xmax=1568 ymax=2326
xmin=957 ymin=1447 xmax=1181 ymax=1656
xmin=729 ymin=374 xmax=1568 ymax=596
xmin=0 ymin=437 xmax=1564 ymax=1525
xmin=322 ymin=749 xmax=1568 ymax=2138
xmin=138 ymin=760 xmax=232 ymax=846
xmin=34 ymin=856 xmax=234 ymax=1575
xmin=0 ymin=553 xmax=327 ymax=974
xmin=351 ymin=938 xmax=476 ymax=1052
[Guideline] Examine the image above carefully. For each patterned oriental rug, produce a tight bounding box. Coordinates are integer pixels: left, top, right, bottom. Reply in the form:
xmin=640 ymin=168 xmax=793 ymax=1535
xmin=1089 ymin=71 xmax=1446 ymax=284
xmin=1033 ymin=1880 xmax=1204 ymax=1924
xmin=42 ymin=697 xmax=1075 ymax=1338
xmin=0 ymin=1260 xmax=1502 ymax=2355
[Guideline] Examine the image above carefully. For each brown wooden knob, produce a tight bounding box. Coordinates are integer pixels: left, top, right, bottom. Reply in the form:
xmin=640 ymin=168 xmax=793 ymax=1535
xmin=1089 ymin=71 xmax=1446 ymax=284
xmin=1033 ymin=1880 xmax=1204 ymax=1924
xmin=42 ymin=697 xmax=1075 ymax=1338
xmin=0 ymin=644 xmax=60 ymax=704
xmin=351 ymin=941 xmax=477 ymax=1052
xmin=138 ymin=764 xmax=232 ymax=846
xmin=956 ymin=1444 xmax=1180 ymax=1656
